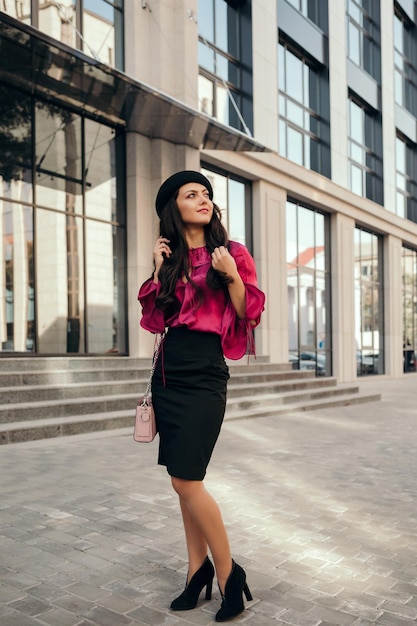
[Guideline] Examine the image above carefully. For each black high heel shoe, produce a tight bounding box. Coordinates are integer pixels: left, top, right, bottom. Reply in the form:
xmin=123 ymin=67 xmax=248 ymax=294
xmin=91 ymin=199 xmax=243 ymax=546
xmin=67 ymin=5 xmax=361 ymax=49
xmin=215 ymin=560 xmax=253 ymax=622
xmin=170 ymin=556 xmax=215 ymax=610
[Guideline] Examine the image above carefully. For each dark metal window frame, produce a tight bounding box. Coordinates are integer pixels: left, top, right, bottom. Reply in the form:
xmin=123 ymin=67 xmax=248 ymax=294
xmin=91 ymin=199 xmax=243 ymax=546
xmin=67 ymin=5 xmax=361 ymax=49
xmin=347 ymin=0 xmax=381 ymax=82
xmin=25 ymin=0 xmax=124 ymax=70
xmin=198 ymin=0 xmax=253 ymax=134
xmin=354 ymin=224 xmax=384 ymax=376
xmin=396 ymin=133 xmax=417 ymax=223
xmin=394 ymin=8 xmax=417 ymax=116
xmin=200 ymin=161 xmax=253 ymax=252
xmin=278 ymin=38 xmax=330 ymax=177
xmin=402 ymin=245 xmax=417 ymax=373
xmin=348 ymin=93 xmax=383 ymax=205
xmin=286 ymin=197 xmax=332 ymax=377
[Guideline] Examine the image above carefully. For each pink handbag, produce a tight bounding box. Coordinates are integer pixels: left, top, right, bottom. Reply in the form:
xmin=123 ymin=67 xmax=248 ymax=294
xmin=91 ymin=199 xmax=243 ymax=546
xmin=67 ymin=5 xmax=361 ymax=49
xmin=134 ymin=396 xmax=157 ymax=442
xmin=133 ymin=333 xmax=164 ymax=443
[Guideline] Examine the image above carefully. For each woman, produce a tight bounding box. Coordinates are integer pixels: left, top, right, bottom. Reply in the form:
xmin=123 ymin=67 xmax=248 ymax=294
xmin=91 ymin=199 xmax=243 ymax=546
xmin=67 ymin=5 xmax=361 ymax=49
xmin=138 ymin=170 xmax=265 ymax=622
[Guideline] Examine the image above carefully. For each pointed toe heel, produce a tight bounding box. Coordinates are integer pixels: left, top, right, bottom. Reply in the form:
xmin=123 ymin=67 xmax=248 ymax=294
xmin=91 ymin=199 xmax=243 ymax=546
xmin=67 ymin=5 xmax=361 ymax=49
xmin=215 ymin=560 xmax=252 ymax=622
xmin=170 ymin=556 xmax=215 ymax=611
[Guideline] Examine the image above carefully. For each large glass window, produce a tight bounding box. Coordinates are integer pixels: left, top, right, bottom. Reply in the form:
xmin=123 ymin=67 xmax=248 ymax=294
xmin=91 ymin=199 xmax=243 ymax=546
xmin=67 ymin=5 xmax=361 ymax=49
xmin=347 ymin=0 xmax=381 ymax=82
xmin=198 ymin=0 xmax=253 ymax=134
xmin=1 ymin=0 xmax=31 ymax=23
xmin=3 ymin=1 xmax=124 ymax=70
xmin=286 ymin=200 xmax=331 ymax=377
xmin=0 ymin=83 xmax=126 ymax=355
xmin=279 ymin=42 xmax=330 ymax=177
xmin=348 ymin=96 xmax=383 ymax=205
xmin=396 ymin=135 xmax=417 ymax=223
xmin=0 ymin=85 xmax=34 ymax=352
xmin=354 ymin=227 xmax=384 ymax=376
xmin=201 ymin=165 xmax=251 ymax=247
xmin=402 ymin=246 xmax=417 ymax=373
xmin=284 ymin=0 xmax=328 ymax=30
xmin=394 ymin=11 xmax=417 ymax=116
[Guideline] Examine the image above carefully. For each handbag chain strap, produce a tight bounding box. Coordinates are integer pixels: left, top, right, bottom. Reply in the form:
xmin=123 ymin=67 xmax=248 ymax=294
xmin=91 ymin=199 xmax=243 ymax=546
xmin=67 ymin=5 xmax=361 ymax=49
xmin=143 ymin=332 xmax=165 ymax=400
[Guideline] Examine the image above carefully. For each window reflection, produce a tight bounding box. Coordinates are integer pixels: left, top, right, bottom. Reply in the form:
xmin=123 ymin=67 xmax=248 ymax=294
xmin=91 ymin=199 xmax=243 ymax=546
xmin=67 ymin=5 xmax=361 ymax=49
xmin=198 ymin=0 xmax=253 ymax=134
xmin=348 ymin=98 xmax=383 ymax=204
xmin=36 ymin=103 xmax=82 ymax=204
xmin=347 ymin=0 xmax=381 ymax=81
xmin=395 ymin=136 xmax=417 ymax=223
xmin=0 ymin=86 xmax=34 ymax=352
xmin=355 ymin=226 xmax=384 ymax=376
xmin=228 ymin=180 xmax=246 ymax=245
xmin=198 ymin=75 xmax=214 ymax=116
xmin=85 ymin=121 xmax=117 ymax=220
xmin=0 ymin=85 xmax=32 ymax=196
xmin=36 ymin=210 xmax=85 ymax=353
xmin=2 ymin=0 xmax=31 ymax=22
xmin=0 ymin=85 xmax=126 ymax=355
xmin=85 ymin=221 xmax=118 ymax=352
xmin=402 ymin=247 xmax=417 ymax=373
xmin=286 ymin=200 xmax=331 ymax=376
xmin=39 ymin=0 xmax=77 ymax=49
xmin=201 ymin=166 xmax=249 ymax=247
xmin=8 ymin=0 xmax=125 ymax=70
xmin=1 ymin=203 xmax=34 ymax=352
xmin=394 ymin=13 xmax=417 ymax=116
xmin=278 ymin=42 xmax=330 ymax=176
xmin=83 ymin=0 xmax=121 ymax=67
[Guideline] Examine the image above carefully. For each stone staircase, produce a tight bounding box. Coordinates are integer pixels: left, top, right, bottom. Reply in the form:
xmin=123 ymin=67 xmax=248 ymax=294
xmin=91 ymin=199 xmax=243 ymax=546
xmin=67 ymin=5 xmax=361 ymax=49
xmin=0 ymin=357 xmax=381 ymax=445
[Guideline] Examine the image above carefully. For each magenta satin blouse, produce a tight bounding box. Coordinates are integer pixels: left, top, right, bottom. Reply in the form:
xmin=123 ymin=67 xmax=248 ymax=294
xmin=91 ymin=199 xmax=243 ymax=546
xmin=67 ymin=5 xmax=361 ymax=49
xmin=138 ymin=241 xmax=265 ymax=360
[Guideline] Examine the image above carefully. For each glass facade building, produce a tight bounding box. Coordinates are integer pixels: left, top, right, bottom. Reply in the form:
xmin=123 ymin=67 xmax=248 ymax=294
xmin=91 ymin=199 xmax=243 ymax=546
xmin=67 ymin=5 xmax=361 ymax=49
xmin=1 ymin=0 xmax=417 ymax=381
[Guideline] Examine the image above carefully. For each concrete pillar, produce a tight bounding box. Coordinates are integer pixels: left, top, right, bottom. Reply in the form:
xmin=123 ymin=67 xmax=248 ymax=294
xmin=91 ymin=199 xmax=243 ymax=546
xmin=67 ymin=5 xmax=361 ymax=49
xmin=252 ymin=0 xmax=278 ymax=151
xmin=331 ymin=212 xmax=356 ymax=382
xmin=380 ymin=2 xmax=397 ymax=214
xmin=124 ymin=0 xmax=198 ymax=107
xmin=328 ymin=0 xmax=349 ymax=188
xmin=253 ymin=180 xmax=288 ymax=363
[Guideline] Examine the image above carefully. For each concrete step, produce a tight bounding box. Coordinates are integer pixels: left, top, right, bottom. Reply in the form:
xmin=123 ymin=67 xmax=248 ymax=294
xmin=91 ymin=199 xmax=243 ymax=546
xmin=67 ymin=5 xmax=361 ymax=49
xmin=0 ymin=356 xmax=382 ymax=445
xmin=227 ymin=384 xmax=361 ymax=410
xmin=0 ymin=390 xmax=381 ymax=445
xmin=0 ymin=357 xmax=149 ymax=371
xmin=0 ymin=364 xmax=308 ymax=391
xmin=227 ymin=376 xmax=336 ymax=399
xmin=0 ymin=355 xmax=273 ymax=372
xmin=225 ymin=392 xmax=382 ymax=421
xmin=0 ymin=375 xmax=339 ymax=421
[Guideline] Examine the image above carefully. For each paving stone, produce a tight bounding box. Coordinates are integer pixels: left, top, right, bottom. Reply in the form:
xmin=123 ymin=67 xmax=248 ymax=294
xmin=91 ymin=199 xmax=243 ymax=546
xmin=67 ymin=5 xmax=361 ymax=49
xmin=1 ymin=377 xmax=417 ymax=625
xmin=7 ymin=593 xmax=50 ymax=616
xmin=34 ymin=606 xmax=83 ymax=626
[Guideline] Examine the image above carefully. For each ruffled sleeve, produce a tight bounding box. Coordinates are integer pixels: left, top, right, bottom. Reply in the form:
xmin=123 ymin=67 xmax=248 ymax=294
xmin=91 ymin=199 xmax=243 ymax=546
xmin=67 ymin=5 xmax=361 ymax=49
xmin=138 ymin=278 xmax=166 ymax=333
xmin=221 ymin=242 xmax=265 ymax=360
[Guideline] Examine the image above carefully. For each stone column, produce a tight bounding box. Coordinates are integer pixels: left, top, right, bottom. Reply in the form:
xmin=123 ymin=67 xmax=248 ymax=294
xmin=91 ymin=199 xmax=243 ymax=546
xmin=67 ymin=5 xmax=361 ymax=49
xmin=331 ymin=212 xmax=356 ymax=382
xmin=253 ymin=180 xmax=288 ymax=363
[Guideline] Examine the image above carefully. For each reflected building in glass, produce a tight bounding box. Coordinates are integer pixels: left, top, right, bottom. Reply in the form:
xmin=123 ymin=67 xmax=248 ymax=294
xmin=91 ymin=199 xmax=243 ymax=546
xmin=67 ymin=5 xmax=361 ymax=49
xmin=1 ymin=0 xmax=417 ymax=381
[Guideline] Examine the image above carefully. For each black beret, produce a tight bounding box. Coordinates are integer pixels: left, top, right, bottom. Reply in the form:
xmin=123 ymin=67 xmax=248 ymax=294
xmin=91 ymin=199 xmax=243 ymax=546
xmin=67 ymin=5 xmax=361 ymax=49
xmin=155 ymin=170 xmax=213 ymax=218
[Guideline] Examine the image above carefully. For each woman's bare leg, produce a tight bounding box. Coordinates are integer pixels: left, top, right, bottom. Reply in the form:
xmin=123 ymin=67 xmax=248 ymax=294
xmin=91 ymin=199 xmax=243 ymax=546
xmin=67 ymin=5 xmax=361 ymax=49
xmin=172 ymin=477 xmax=232 ymax=593
xmin=179 ymin=497 xmax=208 ymax=581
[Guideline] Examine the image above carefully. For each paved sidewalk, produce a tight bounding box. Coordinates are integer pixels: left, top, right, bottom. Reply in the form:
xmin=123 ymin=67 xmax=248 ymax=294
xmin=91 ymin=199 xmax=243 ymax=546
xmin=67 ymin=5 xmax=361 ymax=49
xmin=1 ymin=377 xmax=417 ymax=626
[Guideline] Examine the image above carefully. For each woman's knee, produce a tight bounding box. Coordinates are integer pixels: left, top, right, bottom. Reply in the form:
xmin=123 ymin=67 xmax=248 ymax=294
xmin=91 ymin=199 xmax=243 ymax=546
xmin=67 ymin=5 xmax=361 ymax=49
xmin=171 ymin=476 xmax=203 ymax=498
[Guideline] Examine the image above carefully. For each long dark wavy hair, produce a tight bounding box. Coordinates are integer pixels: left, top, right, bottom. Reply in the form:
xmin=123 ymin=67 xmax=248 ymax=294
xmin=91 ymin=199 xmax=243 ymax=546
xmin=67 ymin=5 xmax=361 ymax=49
xmin=154 ymin=193 xmax=232 ymax=317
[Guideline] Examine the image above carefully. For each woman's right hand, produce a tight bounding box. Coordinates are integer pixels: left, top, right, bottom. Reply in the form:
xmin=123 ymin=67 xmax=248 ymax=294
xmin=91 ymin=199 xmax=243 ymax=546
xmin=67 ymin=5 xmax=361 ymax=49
xmin=153 ymin=237 xmax=172 ymax=278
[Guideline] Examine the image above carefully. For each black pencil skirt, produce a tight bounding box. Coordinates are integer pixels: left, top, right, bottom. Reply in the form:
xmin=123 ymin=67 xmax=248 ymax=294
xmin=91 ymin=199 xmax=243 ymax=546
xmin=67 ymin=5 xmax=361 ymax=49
xmin=152 ymin=327 xmax=230 ymax=480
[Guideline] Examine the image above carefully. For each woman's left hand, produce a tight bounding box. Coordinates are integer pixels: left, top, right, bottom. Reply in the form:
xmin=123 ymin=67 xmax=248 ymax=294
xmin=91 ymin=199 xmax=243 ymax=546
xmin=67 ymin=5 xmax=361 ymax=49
xmin=211 ymin=246 xmax=238 ymax=279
